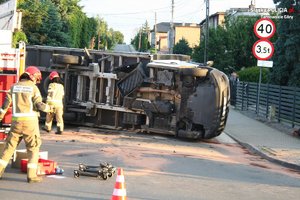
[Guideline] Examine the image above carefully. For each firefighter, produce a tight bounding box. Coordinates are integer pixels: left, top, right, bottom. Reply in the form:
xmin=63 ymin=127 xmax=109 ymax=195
xmin=0 ymin=66 xmax=53 ymax=183
xmin=43 ymin=71 xmax=64 ymax=134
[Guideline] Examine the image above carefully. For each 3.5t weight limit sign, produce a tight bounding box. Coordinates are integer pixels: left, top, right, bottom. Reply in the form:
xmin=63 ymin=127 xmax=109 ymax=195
xmin=252 ymin=39 xmax=274 ymax=60
xmin=254 ymin=18 xmax=276 ymax=39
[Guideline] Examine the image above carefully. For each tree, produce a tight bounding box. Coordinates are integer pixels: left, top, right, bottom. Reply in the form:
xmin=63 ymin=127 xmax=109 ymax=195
xmin=192 ymin=16 xmax=263 ymax=74
xmin=193 ymin=25 xmax=236 ymax=73
xmin=131 ymin=21 xmax=150 ymax=52
xmin=39 ymin=0 xmax=70 ymax=46
xmin=12 ymin=30 xmax=27 ymax=48
xmin=18 ymin=0 xmax=70 ymax=46
xmin=113 ymin=31 xmax=124 ymax=44
xmin=94 ymin=17 xmax=124 ymax=50
xmin=18 ymin=0 xmax=44 ymax=44
xmin=173 ymin=38 xmax=192 ymax=55
xmin=270 ymin=0 xmax=300 ymax=86
xmin=16 ymin=0 xmax=123 ymax=49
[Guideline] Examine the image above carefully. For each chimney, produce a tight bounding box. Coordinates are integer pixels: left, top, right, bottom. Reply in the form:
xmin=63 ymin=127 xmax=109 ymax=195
xmin=249 ymin=0 xmax=255 ymax=10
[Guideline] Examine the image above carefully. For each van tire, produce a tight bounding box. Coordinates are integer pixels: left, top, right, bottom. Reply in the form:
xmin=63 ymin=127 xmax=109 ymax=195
xmin=181 ymin=68 xmax=208 ymax=77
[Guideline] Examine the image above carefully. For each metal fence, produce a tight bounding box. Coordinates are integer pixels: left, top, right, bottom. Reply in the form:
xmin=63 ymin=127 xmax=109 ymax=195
xmin=230 ymin=81 xmax=300 ymax=127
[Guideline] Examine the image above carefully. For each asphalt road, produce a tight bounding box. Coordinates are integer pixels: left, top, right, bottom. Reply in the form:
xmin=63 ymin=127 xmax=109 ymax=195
xmin=1 ymin=127 xmax=300 ymax=200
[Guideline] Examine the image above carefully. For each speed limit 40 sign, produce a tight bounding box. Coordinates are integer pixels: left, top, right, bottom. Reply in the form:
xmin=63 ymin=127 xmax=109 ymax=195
xmin=252 ymin=39 xmax=274 ymax=60
xmin=254 ymin=18 xmax=276 ymax=39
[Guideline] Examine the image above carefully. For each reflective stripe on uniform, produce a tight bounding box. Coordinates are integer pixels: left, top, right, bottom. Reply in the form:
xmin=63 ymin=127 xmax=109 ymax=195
xmin=13 ymin=112 xmax=37 ymax=117
xmin=12 ymin=93 xmax=34 ymax=115
xmin=12 ymin=84 xmax=35 ymax=119
xmin=27 ymin=163 xmax=38 ymax=169
xmin=0 ymin=108 xmax=4 ymax=113
xmin=0 ymin=159 xmax=8 ymax=167
xmin=47 ymin=99 xmax=62 ymax=103
xmin=47 ymin=83 xmax=64 ymax=104
xmin=12 ymin=116 xmax=38 ymax=121
xmin=12 ymin=85 xmax=33 ymax=93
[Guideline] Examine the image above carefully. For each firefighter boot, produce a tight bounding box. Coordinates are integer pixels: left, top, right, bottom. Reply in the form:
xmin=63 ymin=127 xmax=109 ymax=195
xmin=27 ymin=176 xmax=42 ymax=183
xmin=27 ymin=168 xmax=42 ymax=183
xmin=42 ymin=126 xmax=51 ymax=133
xmin=0 ymin=160 xmax=8 ymax=180
xmin=55 ymin=126 xmax=63 ymax=135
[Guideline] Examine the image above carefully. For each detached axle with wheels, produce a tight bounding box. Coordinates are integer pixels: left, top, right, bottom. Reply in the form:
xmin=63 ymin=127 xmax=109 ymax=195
xmin=73 ymin=163 xmax=116 ymax=180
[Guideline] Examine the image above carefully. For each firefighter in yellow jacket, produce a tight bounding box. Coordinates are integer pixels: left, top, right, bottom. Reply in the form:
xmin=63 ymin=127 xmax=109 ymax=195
xmin=43 ymin=71 xmax=64 ymax=134
xmin=0 ymin=66 xmax=53 ymax=183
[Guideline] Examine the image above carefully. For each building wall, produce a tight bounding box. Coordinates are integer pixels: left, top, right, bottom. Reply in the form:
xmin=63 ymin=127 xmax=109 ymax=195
xmin=174 ymin=26 xmax=200 ymax=48
xmin=208 ymin=12 xmax=225 ymax=29
xmin=217 ymin=14 xmax=225 ymax=27
xmin=157 ymin=32 xmax=168 ymax=51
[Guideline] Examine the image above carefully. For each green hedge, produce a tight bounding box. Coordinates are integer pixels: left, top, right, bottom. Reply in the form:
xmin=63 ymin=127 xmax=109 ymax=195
xmin=238 ymin=66 xmax=270 ymax=83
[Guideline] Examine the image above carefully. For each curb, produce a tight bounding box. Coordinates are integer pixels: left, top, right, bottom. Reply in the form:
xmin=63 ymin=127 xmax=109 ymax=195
xmin=224 ymin=132 xmax=300 ymax=171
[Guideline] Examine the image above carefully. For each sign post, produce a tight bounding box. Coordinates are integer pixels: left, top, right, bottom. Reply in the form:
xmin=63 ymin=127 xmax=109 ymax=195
xmin=253 ymin=18 xmax=276 ymax=115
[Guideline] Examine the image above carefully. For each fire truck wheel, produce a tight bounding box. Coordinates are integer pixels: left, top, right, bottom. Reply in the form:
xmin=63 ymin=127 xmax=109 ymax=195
xmin=52 ymin=54 xmax=83 ymax=65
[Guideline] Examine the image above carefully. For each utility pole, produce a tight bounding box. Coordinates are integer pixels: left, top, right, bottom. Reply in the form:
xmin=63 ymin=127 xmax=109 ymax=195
xmin=138 ymin=28 xmax=142 ymax=51
xmin=154 ymin=12 xmax=157 ymax=50
xmin=97 ymin=33 xmax=100 ymax=50
xmin=169 ymin=0 xmax=174 ymax=53
xmin=204 ymin=0 xmax=209 ymax=63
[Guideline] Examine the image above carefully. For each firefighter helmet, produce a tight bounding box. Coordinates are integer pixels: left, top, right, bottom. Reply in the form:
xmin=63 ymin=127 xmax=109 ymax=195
xmin=49 ymin=71 xmax=59 ymax=80
xmin=25 ymin=66 xmax=42 ymax=83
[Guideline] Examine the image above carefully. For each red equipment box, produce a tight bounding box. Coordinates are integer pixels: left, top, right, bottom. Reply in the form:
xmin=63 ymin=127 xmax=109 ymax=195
xmin=21 ymin=158 xmax=57 ymax=175
xmin=0 ymin=132 xmax=7 ymax=140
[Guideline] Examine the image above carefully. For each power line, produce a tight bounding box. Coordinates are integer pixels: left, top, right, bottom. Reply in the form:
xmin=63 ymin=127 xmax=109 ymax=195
xmin=173 ymin=0 xmax=206 ymax=23
xmin=87 ymin=5 xmax=171 ymax=16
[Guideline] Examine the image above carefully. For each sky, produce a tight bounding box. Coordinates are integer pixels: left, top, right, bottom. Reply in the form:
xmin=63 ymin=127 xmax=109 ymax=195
xmin=79 ymin=0 xmax=276 ymax=44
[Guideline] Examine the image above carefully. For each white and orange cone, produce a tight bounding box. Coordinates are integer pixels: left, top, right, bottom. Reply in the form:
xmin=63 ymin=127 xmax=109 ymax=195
xmin=111 ymin=168 xmax=127 ymax=200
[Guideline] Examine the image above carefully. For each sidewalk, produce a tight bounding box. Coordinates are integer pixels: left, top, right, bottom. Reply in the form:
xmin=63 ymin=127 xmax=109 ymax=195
xmin=224 ymin=107 xmax=300 ymax=171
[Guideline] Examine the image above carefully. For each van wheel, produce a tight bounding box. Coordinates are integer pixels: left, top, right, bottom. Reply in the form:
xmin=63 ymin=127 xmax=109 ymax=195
xmin=43 ymin=76 xmax=50 ymax=95
xmin=181 ymin=68 xmax=208 ymax=77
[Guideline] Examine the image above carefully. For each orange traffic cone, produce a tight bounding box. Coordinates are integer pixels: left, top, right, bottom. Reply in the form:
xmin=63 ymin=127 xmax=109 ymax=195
xmin=111 ymin=168 xmax=127 ymax=200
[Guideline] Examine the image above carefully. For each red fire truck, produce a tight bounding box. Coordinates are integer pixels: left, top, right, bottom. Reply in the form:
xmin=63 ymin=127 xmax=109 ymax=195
xmin=0 ymin=0 xmax=24 ymax=138
xmin=0 ymin=31 xmax=25 ymax=136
